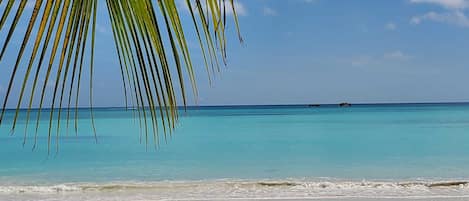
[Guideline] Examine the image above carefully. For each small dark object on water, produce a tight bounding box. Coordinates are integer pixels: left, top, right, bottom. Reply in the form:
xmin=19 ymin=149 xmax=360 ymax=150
xmin=427 ymin=181 xmax=468 ymax=187
xmin=308 ymin=104 xmax=320 ymax=107
xmin=257 ymin=182 xmax=298 ymax=187
xmin=339 ymin=102 xmax=351 ymax=107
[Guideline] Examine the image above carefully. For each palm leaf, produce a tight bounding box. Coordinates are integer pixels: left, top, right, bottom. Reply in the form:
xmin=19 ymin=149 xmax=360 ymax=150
xmin=0 ymin=0 xmax=242 ymax=151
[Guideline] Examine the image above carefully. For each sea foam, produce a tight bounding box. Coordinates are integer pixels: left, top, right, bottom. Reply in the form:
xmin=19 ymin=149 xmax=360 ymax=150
xmin=1 ymin=179 xmax=469 ymax=200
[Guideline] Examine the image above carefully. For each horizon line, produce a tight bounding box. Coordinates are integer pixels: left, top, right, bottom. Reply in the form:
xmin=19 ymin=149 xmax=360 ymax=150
xmin=4 ymin=101 xmax=469 ymax=110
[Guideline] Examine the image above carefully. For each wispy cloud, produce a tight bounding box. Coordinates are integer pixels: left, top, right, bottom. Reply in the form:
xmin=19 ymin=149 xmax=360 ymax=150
xmin=349 ymin=51 xmax=412 ymax=66
xmin=385 ymin=22 xmax=397 ymax=30
xmin=409 ymin=0 xmax=469 ymax=10
xmin=410 ymin=0 xmax=469 ymax=27
xmin=263 ymin=7 xmax=277 ymax=16
xmin=228 ymin=1 xmax=248 ymax=16
xmin=411 ymin=11 xmax=469 ymax=26
xmin=383 ymin=51 xmax=412 ymax=61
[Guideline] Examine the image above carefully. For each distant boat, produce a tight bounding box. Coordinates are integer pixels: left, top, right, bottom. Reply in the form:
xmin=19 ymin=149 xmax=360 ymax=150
xmin=308 ymin=104 xmax=320 ymax=107
xmin=339 ymin=102 xmax=351 ymax=107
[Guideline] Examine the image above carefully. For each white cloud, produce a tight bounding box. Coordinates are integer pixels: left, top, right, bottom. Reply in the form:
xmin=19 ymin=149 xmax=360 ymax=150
xmin=411 ymin=10 xmax=469 ymax=27
xmin=263 ymin=7 xmax=277 ymax=16
xmin=227 ymin=1 xmax=247 ymax=16
xmin=385 ymin=22 xmax=397 ymax=30
xmin=410 ymin=0 xmax=469 ymax=27
xmin=383 ymin=51 xmax=412 ymax=61
xmin=409 ymin=0 xmax=469 ymax=10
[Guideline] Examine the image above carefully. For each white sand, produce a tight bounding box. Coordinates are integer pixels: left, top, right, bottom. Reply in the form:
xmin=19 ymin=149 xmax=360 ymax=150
xmin=2 ymin=179 xmax=469 ymax=201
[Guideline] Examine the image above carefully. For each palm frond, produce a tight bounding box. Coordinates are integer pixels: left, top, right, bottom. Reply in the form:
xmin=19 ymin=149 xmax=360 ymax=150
xmin=0 ymin=0 xmax=242 ymax=152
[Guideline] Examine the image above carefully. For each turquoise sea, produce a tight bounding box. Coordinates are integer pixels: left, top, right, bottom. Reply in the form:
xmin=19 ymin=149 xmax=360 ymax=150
xmin=2 ymin=103 xmax=469 ymax=200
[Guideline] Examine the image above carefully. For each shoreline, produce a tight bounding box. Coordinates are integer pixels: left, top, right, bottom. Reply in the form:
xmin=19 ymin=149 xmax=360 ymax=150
xmin=2 ymin=179 xmax=469 ymax=200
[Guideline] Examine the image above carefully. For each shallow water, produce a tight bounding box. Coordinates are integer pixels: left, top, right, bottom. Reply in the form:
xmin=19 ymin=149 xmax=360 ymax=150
xmin=1 ymin=104 xmax=469 ymax=200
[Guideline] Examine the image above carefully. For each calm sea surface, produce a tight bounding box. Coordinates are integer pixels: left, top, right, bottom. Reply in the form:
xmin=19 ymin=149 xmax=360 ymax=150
xmin=2 ymin=104 xmax=469 ymax=200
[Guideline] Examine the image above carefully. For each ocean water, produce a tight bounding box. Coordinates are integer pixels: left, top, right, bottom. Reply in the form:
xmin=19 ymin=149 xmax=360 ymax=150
xmin=2 ymin=104 xmax=469 ymax=200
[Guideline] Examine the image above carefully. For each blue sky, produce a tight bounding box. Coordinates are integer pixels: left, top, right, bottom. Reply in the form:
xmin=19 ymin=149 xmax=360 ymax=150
xmin=2 ymin=0 xmax=469 ymax=107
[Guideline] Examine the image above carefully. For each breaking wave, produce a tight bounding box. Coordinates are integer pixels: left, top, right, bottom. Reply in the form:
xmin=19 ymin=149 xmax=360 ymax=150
xmin=2 ymin=179 xmax=469 ymax=200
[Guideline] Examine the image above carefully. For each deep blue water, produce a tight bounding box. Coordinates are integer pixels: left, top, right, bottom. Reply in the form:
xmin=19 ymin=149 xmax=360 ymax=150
xmin=2 ymin=104 xmax=469 ymax=184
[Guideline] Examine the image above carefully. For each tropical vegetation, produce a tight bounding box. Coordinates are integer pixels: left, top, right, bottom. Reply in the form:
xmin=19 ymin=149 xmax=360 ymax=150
xmin=0 ymin=0 xmax=242 ymax=153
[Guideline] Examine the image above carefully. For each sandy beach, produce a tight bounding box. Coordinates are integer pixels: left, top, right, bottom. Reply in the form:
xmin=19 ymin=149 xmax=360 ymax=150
xmin=2 ymin=179 xmax=469 ymax=201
